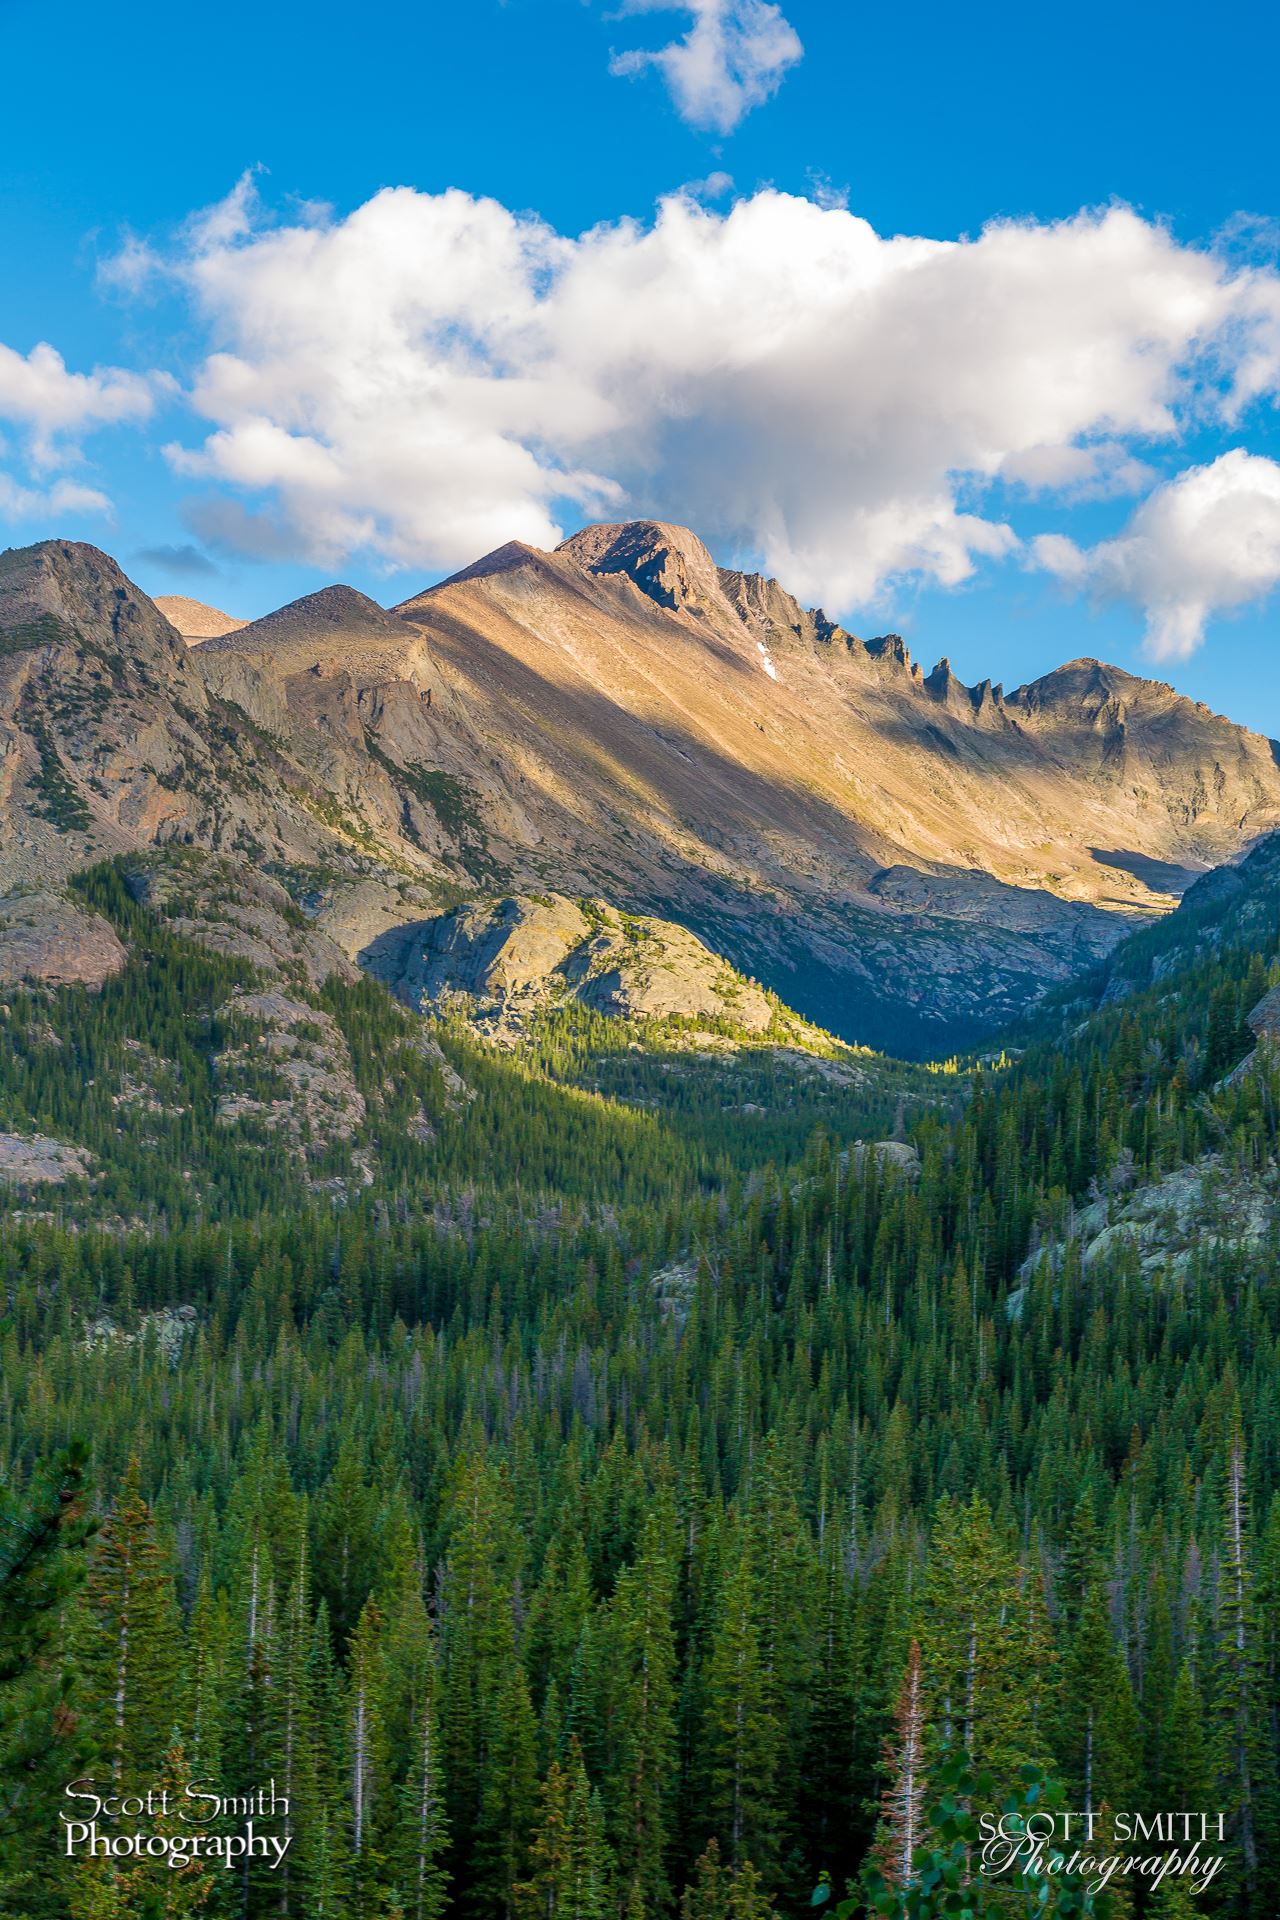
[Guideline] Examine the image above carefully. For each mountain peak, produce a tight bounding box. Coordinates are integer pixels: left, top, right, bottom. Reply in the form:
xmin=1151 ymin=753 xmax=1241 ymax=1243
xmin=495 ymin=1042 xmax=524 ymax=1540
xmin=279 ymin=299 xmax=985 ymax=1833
xmin=199 ymin=583 xmax=406 ymax=655
xmin=1010 ymin=656 xmax=1170 ymax=717
xmin=430 ymin=540 xmax=549 ymax=591
xmin=0 ymin=539 xmax=183 ymax=663
xmin=154 ymin=595 xmax=246 ymax=644
xmin=556 ymin=520 xmax=726 ymax=617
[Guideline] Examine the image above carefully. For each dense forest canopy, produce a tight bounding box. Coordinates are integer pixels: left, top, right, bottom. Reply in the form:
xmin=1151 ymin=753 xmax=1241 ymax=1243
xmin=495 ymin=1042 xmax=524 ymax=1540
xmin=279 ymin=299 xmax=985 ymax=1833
xmin=1 ymin=852 xmax=1278 ymax=1918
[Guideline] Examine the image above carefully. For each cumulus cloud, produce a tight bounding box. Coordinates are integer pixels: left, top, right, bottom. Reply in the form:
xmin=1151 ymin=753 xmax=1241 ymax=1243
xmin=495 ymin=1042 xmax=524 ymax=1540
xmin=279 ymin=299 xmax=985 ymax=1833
xmin=0 ymin=472 xmax=113 ymax=519
xmin=0 ymin=341 xmax=160 ymax=469
xmin=1034 ymin=450 xmax=1280 ymax=659
xmin=0 ymin=339 xmax=168 ymax=525
xmin=136 ymin=183 xmax=1280 ymax=622
xmin=608 ymin=1 xmax=803 ymax=134
xmin=1000 ymin=441 xmax=1157 ymax=502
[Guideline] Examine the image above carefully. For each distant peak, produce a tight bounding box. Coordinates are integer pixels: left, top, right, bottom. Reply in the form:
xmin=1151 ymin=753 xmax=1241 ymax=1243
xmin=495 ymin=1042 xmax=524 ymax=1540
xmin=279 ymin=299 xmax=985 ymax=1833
xmin=286 ymin=584 xmax=389 ymax=621
xmin=199 ymin=582 xmax=408 ymax=654
xmin=154 ymin=595 xmax=246 ymax=643
xmin=1010 ymin=656 xmax=1153 ymax=710
xmin=866 ymin=633 xmax=912 ymax=670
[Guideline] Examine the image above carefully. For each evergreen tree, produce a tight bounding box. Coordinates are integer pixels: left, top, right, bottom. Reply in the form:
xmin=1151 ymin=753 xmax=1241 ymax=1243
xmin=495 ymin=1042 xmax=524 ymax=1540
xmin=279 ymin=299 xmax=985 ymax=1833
xmin=678 ymin=1841 xmax=778 ymax=1920
xmin=1212 ymin=1419 xmax=1265 ymax=1911
xmin=74 ymin=1459 xmax=182 ymax=1790
xmin=700 ymin=1543 xmax=781 ymax=1879
xmin=516 ymin=1739 xmax=612 ymax=1920
xmin=1055 ymin=1580 xmax=1140 ymax=1819
xmin=610 ymin=1512 xmax=678 ymax=1914
xmin=919 ymin=1496 xmax=1048 ymax=1793
xmin=0 ymin=1446 xmax=94 ymax=1919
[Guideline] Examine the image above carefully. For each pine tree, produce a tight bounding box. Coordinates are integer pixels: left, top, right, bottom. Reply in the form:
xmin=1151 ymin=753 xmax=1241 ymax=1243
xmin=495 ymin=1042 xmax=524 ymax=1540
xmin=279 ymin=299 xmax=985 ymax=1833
xmin=678 ymin=1839 xmax=778 ymax=1920
xmin=0 ymin=1446 xmax=95 ymax=1919
xmin=1055 ymin=1580 xmax=1140 ymax=1820
xmin=797 ymin=1547 xmax=861 ymax=1872
xmin=516 ymin=1738 xmax=612 ymax=1920
xmin=872 ymin=1639 xmax=927 ymax=1889
xmin=1212 ymin=1419 xmax=1265 ymax=1910
xmin=610 ymin=1511 xmax=678 ymax=1914
xmin=472 ymin=1653 xmax=538 ymax=1920
xmin=75 ymin=1458 xmax=182 ymax=1790
xmin=1147 ymin=1873 xmax=1204 ymax=1918
xmin=1162 ymin=1659 xmax=1213 ymax=1814
xmin=919 ymin=1495 xmax=1048 ymax=1793
xmin=396 ymin=1656 xmax=450 ymax=1920
xmin=349 ymin=1596 xmax=393 ymax=1913
xmin=701 ymin=1543 xmax=781 ymax=1878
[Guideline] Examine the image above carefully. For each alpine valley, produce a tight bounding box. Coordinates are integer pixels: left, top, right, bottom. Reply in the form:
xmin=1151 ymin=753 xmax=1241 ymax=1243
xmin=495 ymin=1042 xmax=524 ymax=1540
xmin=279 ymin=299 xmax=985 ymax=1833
xmin=3 ymin=521 xmax=1280 ymax=1920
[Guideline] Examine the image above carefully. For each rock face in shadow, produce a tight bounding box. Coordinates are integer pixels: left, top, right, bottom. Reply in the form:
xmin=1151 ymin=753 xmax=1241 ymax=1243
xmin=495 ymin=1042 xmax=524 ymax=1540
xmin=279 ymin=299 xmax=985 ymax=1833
xmin=364 ymin=893 xmax=775 ymax=1036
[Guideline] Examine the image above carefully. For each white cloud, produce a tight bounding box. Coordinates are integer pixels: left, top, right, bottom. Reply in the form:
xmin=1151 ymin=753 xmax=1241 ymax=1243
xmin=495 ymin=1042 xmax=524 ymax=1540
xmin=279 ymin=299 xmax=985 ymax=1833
xmin=1033 ymin=450 xmax=1280 ymax=659
xmin=0 ymin=472 xmax=112 ymax=519
xmin=113 ymin=180 xmax=1280 ymax=648
xmin=999 ymin=441 xmax=1156 ymax=501
xmin=0 ymin=341 xmax=160 ymax=470
xmin=609 ymin=1 xmax=803 ymax=134
xmin=683 ymin=170 xmax=735 ymax=202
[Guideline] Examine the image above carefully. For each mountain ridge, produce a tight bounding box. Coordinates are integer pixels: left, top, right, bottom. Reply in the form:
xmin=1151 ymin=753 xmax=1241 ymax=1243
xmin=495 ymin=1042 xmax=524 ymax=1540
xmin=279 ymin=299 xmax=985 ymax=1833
xmin=2 ymin=525 xmax=1278 ymax=1052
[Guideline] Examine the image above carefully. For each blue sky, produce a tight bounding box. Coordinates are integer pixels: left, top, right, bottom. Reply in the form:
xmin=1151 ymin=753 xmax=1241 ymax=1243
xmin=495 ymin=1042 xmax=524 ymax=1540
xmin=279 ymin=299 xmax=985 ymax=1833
xmin=3 ymin=0 xmax=1280 ymax=726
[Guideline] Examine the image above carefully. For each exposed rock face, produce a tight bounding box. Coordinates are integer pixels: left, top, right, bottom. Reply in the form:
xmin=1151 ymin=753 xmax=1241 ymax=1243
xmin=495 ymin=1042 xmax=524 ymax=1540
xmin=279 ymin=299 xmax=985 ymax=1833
xmin=123 ymin=857 xmax=357 ymax=987
xmin=198 ymin=584 xmax=430 ymax=686
xmin=1248 ymin=986 xmax=1280 ymax=1040
xmin=0 ymin=540 xmax=185 ymax=662
xmin=5 ymin=527 xmax=1280 ymax=1053
xmin=557 ymin=521 xmax=732 ymax=618
xmin=847 ymin=1140 xmax=921 ymax=1178
xmin=153 ymin=596 xmax=246 ymax=643
xmin=1018 ymin=1153 xmax=1278 ymax=1282
xmin=1213 ymin=976 xmax=1280 ymax=1085
xmin=1058 ymin=831 xmax=1280 ymax=1025
xmin=0 ymin=541 xmax=467 ymax=898
xmin=0 ymin=891 xmax=126 ymax=989
xmin=311 ymin=876 xmax=444 ymax=962
xmin=214 ymin=989 xmax=367 ymax=1161
xmin=365 ymin=893 xmax=775 ymax=1034
xmin=0 ymin=1131 xmax=91 ymax=1185
xmin=81 ymin=1304 xmax=198 ymax=1364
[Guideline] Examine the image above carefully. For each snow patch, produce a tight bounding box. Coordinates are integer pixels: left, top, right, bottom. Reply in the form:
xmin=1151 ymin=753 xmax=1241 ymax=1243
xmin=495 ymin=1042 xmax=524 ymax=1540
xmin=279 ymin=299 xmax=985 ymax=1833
xmin=757 ymin=640 xmax=778 ymax=680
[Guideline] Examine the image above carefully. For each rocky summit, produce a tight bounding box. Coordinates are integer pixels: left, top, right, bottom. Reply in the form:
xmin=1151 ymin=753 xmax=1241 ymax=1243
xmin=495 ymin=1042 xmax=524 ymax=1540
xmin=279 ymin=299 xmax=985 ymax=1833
xmin=2 ymin=523 xmax=1279 ymax=1053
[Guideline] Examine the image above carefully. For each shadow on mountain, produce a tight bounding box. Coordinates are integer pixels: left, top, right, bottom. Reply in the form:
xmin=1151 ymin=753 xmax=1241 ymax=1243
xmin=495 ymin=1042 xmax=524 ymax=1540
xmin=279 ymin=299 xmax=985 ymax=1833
xmin=379 ymin=612 xmax=1130 ymax=1057
xmin=1089 ymin=848 xmax=1205 ymax=895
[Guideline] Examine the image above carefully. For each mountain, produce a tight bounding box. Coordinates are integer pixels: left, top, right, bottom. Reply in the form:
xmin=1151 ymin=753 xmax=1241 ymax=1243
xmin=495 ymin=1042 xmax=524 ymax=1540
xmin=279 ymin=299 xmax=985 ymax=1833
xmin=390 ymin=520 xmax=1280 ymax=1047
xmin=3 ymin=525 xmax=1279 ymax=1053
xmin=152 ymin=594 xmax=246 ymax=642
